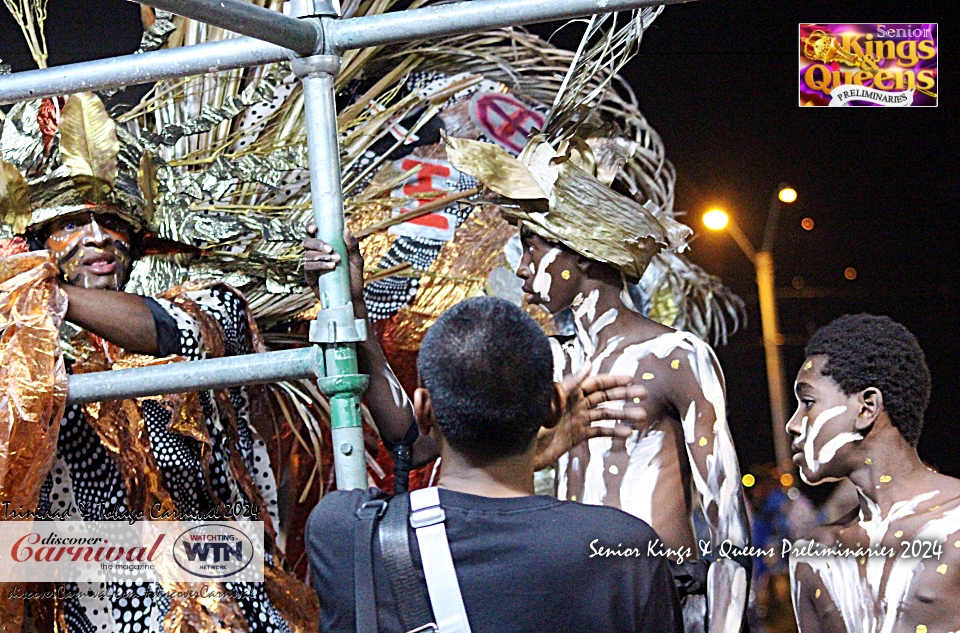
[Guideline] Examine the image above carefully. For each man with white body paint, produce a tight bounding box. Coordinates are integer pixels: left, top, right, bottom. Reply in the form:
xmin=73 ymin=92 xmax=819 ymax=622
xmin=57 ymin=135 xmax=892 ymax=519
xmin=445 ymin=135 xmax=752 ymax=633
xmin=786 ymin=314 xmax=960 ymax=632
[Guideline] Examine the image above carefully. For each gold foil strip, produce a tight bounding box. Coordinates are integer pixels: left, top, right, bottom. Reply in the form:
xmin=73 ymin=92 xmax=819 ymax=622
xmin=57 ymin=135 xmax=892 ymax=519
xmin=446 ymin=135 xmax=670 ymax=281
xmin=0 ymin=250 xmax=67 ymax=633
xmin=391 ymin=204 xmax=514 ymax=350
xmin=77 ymin=394 xmax=177 ymax=516
xmin=263 ymin=565 xmax=320 ymax=633
xmin=346 ymin=197 xmax=397 ymax=269
xmin=160 ymin=582 xmax=250 ymax=633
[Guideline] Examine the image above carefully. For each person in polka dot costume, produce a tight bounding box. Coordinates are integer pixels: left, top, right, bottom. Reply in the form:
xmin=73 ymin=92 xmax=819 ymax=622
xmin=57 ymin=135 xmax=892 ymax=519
xmin=25 ymin=209 xmax=304 ymax=633
xmin=0 ymin=93 xmax=307 ymax=631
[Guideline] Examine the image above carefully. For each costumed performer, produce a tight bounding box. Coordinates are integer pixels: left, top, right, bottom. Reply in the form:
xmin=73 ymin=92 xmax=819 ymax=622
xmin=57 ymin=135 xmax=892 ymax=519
xmin=443 ymin=133 xmax=752 ymax=633
xmin=786 ymin=314 xmax=960 ymax=632
xmin=0 ymin=92 xmax=313 ymax=633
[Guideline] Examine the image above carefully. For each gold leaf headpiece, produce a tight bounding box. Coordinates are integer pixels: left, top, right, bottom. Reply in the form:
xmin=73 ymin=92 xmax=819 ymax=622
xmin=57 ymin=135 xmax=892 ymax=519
xmin=0 ymin=92 xmax=152 ymax=237
xmin=0 ymin=160 xmax=31 ymax=235
xmin=58 ymin=92 xmax=120 ymax=184
xmin=446 ymin=135 xmax=668 ymax=281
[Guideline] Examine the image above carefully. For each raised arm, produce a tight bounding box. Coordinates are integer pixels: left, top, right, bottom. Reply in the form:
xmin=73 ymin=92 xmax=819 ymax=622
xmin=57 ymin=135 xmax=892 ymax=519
xmin=669 ymin=338 xmax=750 ymax=633
xmin=60 ymin=283 xmax=160 ymax=354
xmin=304 ymin=226 xmax=438 ymax=465
xmin=303 ymin=229 xmax=647 ymax=469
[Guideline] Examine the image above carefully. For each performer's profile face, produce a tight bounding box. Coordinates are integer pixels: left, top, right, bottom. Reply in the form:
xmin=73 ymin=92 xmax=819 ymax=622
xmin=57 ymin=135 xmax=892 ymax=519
xmin=516 ymin=225 xmax=580 ymax=313
xmin=786 ymin=355 xmax=861 ymax=485
xmin=44 ymin=211 xmax=134 ymax=291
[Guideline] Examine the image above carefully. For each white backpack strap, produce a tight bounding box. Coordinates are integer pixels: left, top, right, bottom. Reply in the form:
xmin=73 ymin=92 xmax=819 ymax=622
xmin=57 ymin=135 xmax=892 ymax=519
xmin=409 ymin=487 xmax=472 ymax=633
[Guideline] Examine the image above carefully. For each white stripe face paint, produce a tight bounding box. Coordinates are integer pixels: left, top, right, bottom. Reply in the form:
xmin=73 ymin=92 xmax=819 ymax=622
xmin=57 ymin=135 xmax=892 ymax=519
xmin=89 ymin=215 xmax=105 ymax=243
xmin=817 ymin=431 xmax=864 ymax=468
xmin=531 ymin=247 xmax=560 ymax=303
xmin=802 ymin=406 xmax=850 ymax=474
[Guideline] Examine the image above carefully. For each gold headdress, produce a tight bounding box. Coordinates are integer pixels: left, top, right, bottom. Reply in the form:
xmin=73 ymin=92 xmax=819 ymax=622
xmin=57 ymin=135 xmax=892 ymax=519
xmin=0 ymin=92 xmax=154 ymax=238
xmin=446 ymin=133 xmax=669 ymax=282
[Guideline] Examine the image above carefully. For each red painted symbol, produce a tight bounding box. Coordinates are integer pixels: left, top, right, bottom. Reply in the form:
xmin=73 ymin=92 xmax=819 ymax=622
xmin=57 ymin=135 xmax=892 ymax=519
xmin=389 ymin=156 xmax=462 ymax=241
xmin=471 ymin=93 xmax=545 ymax=154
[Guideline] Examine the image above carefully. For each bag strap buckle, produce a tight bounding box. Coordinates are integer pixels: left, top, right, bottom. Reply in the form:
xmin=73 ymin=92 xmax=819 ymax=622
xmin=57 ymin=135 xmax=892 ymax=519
xmin=357 ymin=499 xmax=388 ymax=520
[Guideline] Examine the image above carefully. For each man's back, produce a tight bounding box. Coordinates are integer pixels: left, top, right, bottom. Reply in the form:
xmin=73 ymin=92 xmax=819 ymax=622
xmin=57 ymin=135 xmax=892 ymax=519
xmin=308 ymin=488 xmax=682 ymax=633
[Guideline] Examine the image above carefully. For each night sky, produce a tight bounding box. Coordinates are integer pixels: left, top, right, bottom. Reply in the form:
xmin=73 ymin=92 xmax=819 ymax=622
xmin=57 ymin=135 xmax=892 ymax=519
xmin=2 ymin=1 xmax=956 ymax=489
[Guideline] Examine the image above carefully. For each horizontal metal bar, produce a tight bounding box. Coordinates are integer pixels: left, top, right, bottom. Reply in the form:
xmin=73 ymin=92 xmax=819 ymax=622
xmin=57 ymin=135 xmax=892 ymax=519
xmin=66 ymin=346 xmax=322 ymax=405
xmin=134 ymin=0 xmax=322 ymax=56
xmin=327 ymin=0 xmax=693 ymax=52
xmin=0 ymin=37 xmax=289 ymax=104
xmin=0 ymin=0 xmax=690 ymax=104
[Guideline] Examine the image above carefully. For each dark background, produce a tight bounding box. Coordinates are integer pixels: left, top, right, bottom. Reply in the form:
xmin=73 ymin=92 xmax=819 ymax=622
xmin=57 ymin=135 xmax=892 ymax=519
xmin=2 ymin=1 xmax=956 ymax=491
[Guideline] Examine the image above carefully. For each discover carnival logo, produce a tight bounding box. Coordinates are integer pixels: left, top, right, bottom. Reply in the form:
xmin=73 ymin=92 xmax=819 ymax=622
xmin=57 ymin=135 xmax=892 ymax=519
xmin=0 ymin=520 xmax=264 ymax=583
xmin=799 ymin=24 xmax=937 ymax=107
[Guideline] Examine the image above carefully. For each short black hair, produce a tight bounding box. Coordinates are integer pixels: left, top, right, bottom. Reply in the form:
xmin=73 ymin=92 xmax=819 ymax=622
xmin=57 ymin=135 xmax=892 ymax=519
xmin=806 ymin=314 xmax=930 ymax=446
xmin=417 ymin=296 xmax=554 ymax=461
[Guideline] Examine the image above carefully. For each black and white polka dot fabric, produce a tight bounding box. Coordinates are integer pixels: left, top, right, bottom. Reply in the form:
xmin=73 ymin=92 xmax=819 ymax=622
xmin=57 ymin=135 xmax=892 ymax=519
xmin=36 ymin=285 xmax=288 ymax=632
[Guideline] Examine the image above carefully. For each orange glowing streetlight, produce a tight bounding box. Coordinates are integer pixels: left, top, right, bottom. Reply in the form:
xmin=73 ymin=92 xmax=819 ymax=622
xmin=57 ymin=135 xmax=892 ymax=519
xmin=778 ymin=186 xmax=798 ymax=204
xmin=703 ymin=209 xmax=729 ymax=231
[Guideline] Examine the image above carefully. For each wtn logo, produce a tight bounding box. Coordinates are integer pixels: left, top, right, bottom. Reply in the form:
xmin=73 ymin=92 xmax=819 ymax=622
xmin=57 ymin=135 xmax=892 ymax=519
xmin=172 ymin=523 xmax=258 ymax=579
xmin=180 ymin=541 xmax=243 ymax=563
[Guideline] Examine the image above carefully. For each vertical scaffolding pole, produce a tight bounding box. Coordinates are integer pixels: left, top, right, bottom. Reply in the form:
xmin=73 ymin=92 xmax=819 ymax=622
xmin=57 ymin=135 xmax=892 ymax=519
xmin=294 ymin=53 xmax=370 ymax=490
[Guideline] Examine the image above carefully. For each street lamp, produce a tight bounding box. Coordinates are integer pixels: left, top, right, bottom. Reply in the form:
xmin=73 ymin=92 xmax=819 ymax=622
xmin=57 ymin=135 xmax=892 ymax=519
xmin=703 ymin=184 xmax=797 ymax=471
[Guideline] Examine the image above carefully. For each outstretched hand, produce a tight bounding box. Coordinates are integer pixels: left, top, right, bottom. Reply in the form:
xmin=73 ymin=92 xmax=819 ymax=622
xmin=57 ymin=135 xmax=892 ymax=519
xmin=303 ymin=223 xmax=364 ymax=303
xmin=534 ymin=362 xmax=647 ymax=471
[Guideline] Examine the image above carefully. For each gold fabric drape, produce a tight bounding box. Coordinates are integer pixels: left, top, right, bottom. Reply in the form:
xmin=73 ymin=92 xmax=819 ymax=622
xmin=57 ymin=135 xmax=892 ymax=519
xmin=0 ymin=250 xmax=68 ymax=632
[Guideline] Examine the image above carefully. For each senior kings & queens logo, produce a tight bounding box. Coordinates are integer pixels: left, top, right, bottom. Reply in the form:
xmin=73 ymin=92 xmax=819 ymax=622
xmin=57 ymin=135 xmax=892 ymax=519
xmin=799 ymin=24 xmax=937 ymax=107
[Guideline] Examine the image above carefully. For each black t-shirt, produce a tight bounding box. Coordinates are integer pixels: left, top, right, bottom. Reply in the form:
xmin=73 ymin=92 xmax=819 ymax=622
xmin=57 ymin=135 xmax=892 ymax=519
xmin=307 ymin=488 xmax=684 ymax=632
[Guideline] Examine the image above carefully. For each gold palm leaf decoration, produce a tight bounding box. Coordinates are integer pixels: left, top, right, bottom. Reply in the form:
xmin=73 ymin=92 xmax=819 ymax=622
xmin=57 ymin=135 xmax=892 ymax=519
xmin=58 ymin=92 xmax=120 ymax=183
xmin=0 ymin=160 xmax=31 ymax=235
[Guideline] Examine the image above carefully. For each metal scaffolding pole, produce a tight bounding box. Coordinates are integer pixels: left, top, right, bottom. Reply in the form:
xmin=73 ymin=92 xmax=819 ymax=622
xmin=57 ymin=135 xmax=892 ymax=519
xmin=0 ymin=0 xmax=688 ymax=488
xmin=294 ymin=52 xmax=370 ymax=490
xmin=0 ymin=0 xmax=690 ymax=104
xmin=67 ymin=347 xmax=322 ymax=404
xmin=136 ymin=0 xmax=323 ymax=55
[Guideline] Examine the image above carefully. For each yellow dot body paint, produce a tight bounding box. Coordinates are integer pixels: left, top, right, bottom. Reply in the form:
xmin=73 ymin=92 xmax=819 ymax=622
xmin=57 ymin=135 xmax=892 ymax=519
xmin=698 ymin=437 xmax=708 ymax=447
xmin=670 ymin=359 xmax=680 ymax=369
xmin=936 ymin=564 xmax=948 ymax=575
xmin=815 ymin=589 xmax=821 ymax=598
xmin=894 ymin=531 xmax=904 ymax=538
xmin=865 ymin=458 xmax=872 ymax=464
xmin=641 ymin=372 xmax=655 ymax=380
xmin=880 ymin=475 xmax=892 ymax=483
xmin=560 ymin=269 xmax=571 ymax=280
